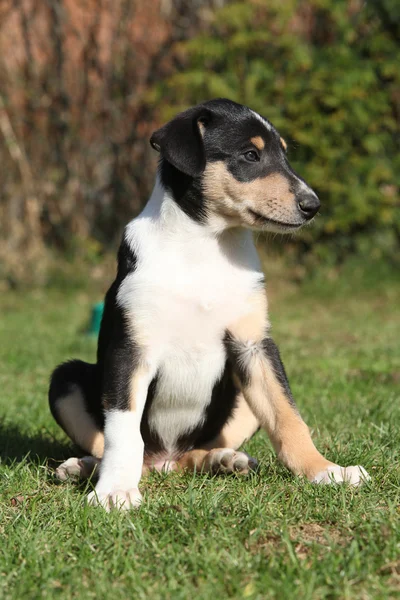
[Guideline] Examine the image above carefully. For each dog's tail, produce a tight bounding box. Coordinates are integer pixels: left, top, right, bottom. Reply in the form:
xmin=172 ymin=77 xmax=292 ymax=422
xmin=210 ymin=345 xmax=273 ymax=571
xmin=49 ymin=360 xmax=105 ymax=458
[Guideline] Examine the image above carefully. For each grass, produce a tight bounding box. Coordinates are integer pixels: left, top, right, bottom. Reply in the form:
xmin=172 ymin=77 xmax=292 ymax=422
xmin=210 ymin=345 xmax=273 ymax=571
xmin=1 ymin=266 xmax=400 ymax=599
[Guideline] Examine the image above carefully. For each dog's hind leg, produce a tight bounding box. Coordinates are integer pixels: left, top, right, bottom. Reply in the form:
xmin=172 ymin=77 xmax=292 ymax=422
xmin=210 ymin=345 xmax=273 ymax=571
xmin=174 ymin=447 xmax=258 ymax=475
xmin=167 ymin=395 xmax=260 ymax=476
xmin=55 ymin=456 xmax=101 ymax=481
xmin=49 ymin=360 xmax=105 ymax=458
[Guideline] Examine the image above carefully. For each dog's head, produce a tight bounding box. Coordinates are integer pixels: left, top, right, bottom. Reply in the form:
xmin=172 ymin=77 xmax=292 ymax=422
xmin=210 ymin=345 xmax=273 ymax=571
xmin=150 ymin=99 xmax=320 ymax=233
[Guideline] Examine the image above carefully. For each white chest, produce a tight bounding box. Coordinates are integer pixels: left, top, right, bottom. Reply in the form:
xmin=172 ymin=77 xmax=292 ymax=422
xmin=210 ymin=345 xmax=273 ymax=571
xmin=119 ymin=218 xmax=261 ymax=353
xmin=116 ymin=192 xmax=263 ymax=452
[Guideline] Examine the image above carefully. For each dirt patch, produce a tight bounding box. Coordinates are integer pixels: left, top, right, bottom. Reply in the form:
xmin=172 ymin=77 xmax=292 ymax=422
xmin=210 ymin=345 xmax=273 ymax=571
xmin=380 ymin=559 xmax=400 ymax=576
xmin=245 ymin=532 xmax=282 ymax=557
xmin=289 ymin=523 xmax=351 ymax=560
xmin=246 ymin=523 xmax=351 ymax=561
xmin=380 ymin=560 xmax=400 ymax=592
xmin=290 ymin=523 xmax=348 ymax=546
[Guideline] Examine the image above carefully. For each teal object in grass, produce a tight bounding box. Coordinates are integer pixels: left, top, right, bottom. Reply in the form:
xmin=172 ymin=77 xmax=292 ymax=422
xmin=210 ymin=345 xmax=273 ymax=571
xmin=88 ymin=301 xmax=104 ymax=336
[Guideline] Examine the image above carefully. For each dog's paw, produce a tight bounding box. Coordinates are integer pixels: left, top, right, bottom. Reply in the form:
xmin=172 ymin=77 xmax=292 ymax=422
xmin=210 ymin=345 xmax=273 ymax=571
xmin=312 ymin=465 xmax=370 ymax=487
xmin=55 ymin=456 xmax=100 ymax=481
xmin=87 ymin=487 xmax=142 ymax=511
xmin=206 ymin=448 xmax=258 ymax=475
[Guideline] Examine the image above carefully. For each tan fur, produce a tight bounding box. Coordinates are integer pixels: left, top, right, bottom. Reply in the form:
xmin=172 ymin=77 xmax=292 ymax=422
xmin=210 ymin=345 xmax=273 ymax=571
xmin=203 ymin=161 xmax=294 ymax=206
xmin=280 ymin=137 xmax=287 ymax=151
xmin=202 ymin=161 xmax=298 ymax=230
xmin=227 ymin=304 xmax=333 ymax=480
xmin=143 ymin=449 xmax=238 ymax=473
xmin=231 ymin=172 xmax=294 ymax=206
xmin=174 ymin=447 xmax=256 ymax=474
xmin=175 ymin=449 xmax=210 ymax=471
xmin=55 ymin=364 xmax=152 ymax=461
xmin=56 ymin=390 xmax=105 ymax=458
xmin=240 ymin=354 xmax=333 ymax=479
xmin=128 ymin=364 xmax=152 ymax=411
xmin=228 ymin=288 xmax=268 ymax=342
xmin=251 ymin=136 xmax=265 ymax=151
xmin=270 ymin=396 xmax=333 ymax=478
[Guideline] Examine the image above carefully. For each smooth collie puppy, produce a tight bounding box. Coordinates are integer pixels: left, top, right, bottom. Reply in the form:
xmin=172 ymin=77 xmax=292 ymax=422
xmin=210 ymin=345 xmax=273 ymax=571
xmin=49 ymin=99 xmax=369 ymax=510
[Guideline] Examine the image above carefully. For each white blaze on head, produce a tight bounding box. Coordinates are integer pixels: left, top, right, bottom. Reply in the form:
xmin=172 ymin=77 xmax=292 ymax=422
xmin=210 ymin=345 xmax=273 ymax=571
xmin=250 ymin=109 xmax=273 ymax=132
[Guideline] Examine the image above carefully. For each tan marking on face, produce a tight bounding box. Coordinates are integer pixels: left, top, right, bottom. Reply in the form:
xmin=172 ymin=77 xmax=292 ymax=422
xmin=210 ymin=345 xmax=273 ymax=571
xmin=202 ymin=161 xmax=297 ymax=229
xmin=280 ymin=137 xmax=287 ymax=151
xmin=56 ymin=390 xmax=105 ymax=458
xmin=235 ymin=351 xmax=334 ymax=480
xmin=251 ymin=136 xmax=265 ymax=151
xmin=232 ymin=172 xmax=295 ymax=206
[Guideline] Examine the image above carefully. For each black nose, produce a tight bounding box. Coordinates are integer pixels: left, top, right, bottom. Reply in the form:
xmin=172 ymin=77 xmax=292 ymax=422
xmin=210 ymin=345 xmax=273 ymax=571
xmin=298 ymin=193 xmax=320 ymax=220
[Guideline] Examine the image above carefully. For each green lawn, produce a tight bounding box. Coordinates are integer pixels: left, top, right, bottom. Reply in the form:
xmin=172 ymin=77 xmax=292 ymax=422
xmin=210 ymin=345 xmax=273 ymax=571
xmin=1 ymin=268 xmax=399 ymax=599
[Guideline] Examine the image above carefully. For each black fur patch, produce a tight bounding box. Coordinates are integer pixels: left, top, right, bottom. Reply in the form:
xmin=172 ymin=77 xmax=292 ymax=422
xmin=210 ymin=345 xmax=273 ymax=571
xmin=49 ymin=234 xmax=140 ymax=425
xmin=97 ymin=234 xmax=137 ymax=368
xmin=97 ymin=236 xmax=140 ymax=411
xmin=100 ymin=320 xmax=140 ymax=412
xmin=159 ymin=160 xmax=207 ymax=223
xmin=261 ymin=338 xmax=296 ymax=407
xmin=140 ymin=375 xmax=164 ymax=455
xmin=150 ymin=104 xmax=211 ymax=177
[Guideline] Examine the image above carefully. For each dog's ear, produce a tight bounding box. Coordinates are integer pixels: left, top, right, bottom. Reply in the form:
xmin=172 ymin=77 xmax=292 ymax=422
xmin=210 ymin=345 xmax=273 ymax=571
xmin=150 ymin=106 xmax=212 ymax=177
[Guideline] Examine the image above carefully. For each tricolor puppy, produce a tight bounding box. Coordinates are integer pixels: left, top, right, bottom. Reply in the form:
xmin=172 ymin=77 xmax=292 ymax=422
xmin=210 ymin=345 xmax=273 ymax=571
xmin=49 ymin=99 xmax=369 ymax=510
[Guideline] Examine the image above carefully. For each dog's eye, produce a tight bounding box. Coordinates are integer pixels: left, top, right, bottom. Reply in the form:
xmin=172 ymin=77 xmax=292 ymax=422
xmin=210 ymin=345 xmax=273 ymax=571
xmin=244 ymin=150 xmax=259 ymax=162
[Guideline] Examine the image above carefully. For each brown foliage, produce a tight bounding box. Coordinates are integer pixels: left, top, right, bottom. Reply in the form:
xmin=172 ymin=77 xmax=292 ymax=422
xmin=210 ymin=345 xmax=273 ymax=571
xmin=0 ymin=0 xmax=221 ymax=284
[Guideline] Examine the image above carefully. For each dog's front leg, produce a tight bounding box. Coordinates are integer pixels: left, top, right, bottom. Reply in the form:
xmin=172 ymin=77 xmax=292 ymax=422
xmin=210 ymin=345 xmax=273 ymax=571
xmin=87 ymin=355 xmax=155 ymax=511
xmin=225 ymin=332 xmax=370 ymax=486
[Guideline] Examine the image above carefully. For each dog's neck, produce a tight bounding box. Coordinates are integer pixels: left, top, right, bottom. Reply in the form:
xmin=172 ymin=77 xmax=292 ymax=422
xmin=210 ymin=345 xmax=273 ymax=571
xmin=158 ymin=160 xmax=206 ymax=224
xmin=131 ymin=173 xmax=260 ymax=273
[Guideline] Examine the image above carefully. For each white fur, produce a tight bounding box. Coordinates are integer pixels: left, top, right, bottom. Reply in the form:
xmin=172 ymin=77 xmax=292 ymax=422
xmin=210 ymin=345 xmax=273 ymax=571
xmin=148 ymin=347 xmax=226 ymax=452
xmin=117 ymin=178 xmax=263 ymax=454
xmin=87 ymin=410 xmax=144 ymax=510
xmin=207 ymin=449 xmax=258 ymax=474
xmin=56 ymin=456 xmax=100 ymax=481
xmin=250 ymin=109 xmax=272 ymax=131
xmin=313 ymin=465 xmax=370 ymax=486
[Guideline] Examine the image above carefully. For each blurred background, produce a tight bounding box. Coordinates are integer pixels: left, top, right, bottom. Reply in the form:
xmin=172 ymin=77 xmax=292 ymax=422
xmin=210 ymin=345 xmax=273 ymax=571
xmin=0 ymin=0 xmax=399 ymax=288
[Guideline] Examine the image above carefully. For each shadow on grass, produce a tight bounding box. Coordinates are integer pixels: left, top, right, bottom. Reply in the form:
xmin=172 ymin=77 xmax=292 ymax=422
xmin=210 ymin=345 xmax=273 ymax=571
xmin=0 ymin=420 xmax=75 ymax=467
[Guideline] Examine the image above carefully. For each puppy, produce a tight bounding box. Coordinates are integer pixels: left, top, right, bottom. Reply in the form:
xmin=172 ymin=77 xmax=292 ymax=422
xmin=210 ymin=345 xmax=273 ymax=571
xmin=49 ymin=99 xmax=369 ymax=510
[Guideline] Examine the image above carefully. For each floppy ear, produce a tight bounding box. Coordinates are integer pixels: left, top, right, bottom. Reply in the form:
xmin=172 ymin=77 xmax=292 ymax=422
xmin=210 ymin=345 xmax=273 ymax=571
xmin=150 ymin=106 xmax=211 ymax=177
